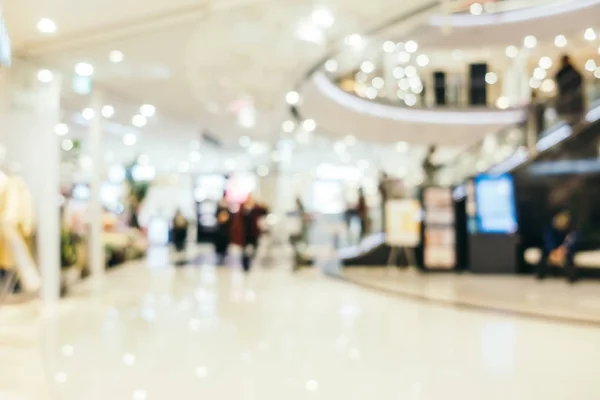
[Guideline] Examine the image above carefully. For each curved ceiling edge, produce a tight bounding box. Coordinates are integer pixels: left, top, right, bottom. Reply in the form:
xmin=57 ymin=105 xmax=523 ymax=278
xmin=430 ymin=0 xmax=600 ymax=27
xmin=311 ymin=72 xmax=525 ymax=125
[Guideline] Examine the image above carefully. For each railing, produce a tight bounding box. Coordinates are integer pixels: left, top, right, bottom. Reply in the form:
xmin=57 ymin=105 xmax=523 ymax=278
xmin=435 ymin=82 xmax=600 ymax=184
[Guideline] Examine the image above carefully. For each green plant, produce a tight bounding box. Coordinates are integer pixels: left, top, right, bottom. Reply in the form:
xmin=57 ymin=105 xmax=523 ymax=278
xmin=60 ymin=229 xmax=79 ymax=269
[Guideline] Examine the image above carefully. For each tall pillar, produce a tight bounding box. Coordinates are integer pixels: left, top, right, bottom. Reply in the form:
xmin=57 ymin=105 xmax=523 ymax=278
xmin=502 ymin=51 xmax=530 ymax=107
xmin=0 ymin=60 xmax=61 ymax=303
xmin=88 ymin=88 xmax=105 ymax=284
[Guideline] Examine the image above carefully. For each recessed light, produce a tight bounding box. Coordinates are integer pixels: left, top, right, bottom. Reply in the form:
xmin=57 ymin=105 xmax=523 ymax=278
xmin=585 ymin=28 xmax=597 ymax=41
xmin=416 ymin=54 xmax=429 ymax=67
xmin=101 ymin=105 xmax=115 ymax=118
xmin=54 ymin=123 xmax=69 ymax=136
xmin=324 ymin=59 xmax=338 ymax=72
xmin=109 ymin=50 xmax=124 ymax=63
xmin=505 ymin=45 xmax=519 ymax=58
xmin=282 ymin=120 xmax=295 ymax=133
xmin=285 ymin=91 xmax=300 ymax=105
xmin=539 ymin=57 xmax=552 ymax=69
xmin=311 ymin=8 xmax=334 ymax=28
xmin=554 ymin=35 xmax=567 ymax=48
xmin=523 ymin=35 xmax=537 ymax=49
xmin=37 ymin=69 xmax=53 ymax=83
xmin=496 ymin=96 xmax=510 ymax=109
xmin=382 ymin=41 xmax=396 ymax=53
xmin=37 ymin=18 xmax=56 ymax=34
xmin=132 ymin=114 xmax=147 ymax=127
xmin=360 ymin=61 xmax=374 ymax=74
xmin=140 ymin=104 xmax=156 ymax=117
xmin=485 ymin=72 xmax=497 ymax=84
xmin=123 ymin=133 xmax=137 ymax=146
xmin=75 ymin=62 xmax=94 ymax=77
xmin=405 ymin=40 xmax=418 ymax=53
xmin=302 ymin=119 xmax=316 ymax=132
xmin=82 ymin=108 xmax=94 ymax=121
xmin=257 ymin=165 xmax=270 ymax=177
xmin=372 ymin=77 xmax=385 ymax=89
xmin=585 ymin=59 xmax=597 ymax=72
xmin=470 ymin=3 xmax=483 ymax=15
xmin=61 ymin=139 xmax=74 ymax=151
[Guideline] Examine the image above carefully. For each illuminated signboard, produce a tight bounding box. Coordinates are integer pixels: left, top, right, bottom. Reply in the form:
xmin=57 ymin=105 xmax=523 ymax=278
xmin=0 ymin=7 xmax=10 ymax=66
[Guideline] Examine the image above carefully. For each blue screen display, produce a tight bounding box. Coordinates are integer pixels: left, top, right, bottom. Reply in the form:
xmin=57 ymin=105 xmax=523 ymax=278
xmin=474 ymin=174 xmax=518 ymax=234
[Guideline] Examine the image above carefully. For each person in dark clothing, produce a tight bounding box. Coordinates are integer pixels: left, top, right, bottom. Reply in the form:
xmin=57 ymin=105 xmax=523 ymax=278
xmin=378 ymin=172 xmax=389 ymax=232
xmin=172 ymin=209 xmax=188 ymax=252
xmin=529 ymin=90 xmax=546 ymax=137
xmin=554 ymin=55 xmax=584 ymax=123
xmin=422 ymin=145 xmax=438 ymax=185
xmin=214 ymin=195 xmax=230 ymax=265
xmin=537 ymin=210 xmax=580 ymax=282
xmin=356 ymin=188 xmax=368 ymax=240
xmin=230 ymin=194 xmax=268 ymax=272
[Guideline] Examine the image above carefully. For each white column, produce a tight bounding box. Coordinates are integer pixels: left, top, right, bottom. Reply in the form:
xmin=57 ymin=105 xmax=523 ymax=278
xmin=502 ymin=51 xmax=530 ymax=107
xmin=88 ymin=88 xmax=105 ymax=284
xmin=0 ymin=60 xmax=61 ymax=303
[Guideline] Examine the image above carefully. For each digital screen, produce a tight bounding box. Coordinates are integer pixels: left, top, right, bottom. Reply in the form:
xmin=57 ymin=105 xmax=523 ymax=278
xmin=474 ymin=174 xmax=518 ymax=234
xmin=0 ymin=8 xmax=10 ymax=67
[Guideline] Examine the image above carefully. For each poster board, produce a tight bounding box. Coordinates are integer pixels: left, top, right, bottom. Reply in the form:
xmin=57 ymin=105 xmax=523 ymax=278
xmin=423 ymin=187 xmax=456 ymax=269
xmin=385 ymin=199 xmax=421 ymax=247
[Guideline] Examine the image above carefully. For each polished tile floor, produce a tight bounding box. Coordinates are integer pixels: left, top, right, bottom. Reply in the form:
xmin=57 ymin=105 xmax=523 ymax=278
xmin=342 ymin=267 xmax=600 ymax=324
xmin=2 ymin=249 xmax=600 ymax=399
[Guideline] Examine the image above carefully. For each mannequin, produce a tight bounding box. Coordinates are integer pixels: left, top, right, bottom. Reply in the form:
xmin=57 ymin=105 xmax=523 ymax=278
xmin=0 ymin=145 xmax=40 ymax=293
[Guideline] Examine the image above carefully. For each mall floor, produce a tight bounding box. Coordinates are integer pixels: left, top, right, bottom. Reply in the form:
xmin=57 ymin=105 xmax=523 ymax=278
xmin=1 ymin=247 xmax=600 ymax=400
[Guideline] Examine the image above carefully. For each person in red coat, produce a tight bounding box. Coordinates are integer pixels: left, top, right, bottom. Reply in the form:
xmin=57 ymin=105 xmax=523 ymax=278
xmin=230 ymin=194 xmax=268 ymax=272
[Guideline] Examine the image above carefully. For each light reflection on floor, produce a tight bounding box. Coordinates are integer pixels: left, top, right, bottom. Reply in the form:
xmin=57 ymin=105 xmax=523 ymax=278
xmin=1 ymin=250 xmax=600 ymax=399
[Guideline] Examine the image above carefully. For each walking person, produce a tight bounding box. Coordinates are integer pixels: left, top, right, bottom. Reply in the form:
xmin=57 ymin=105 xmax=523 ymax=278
xmin=230 ymin=194 xmax=268 ymax=272
xmin=214 ymin=194 xmax=230 ymax=265
xmin=555 ymin=55 xmax=584 ymax=124
xmin=171 ymin=209 xmax=189 ymax=265
xmin=356 ymin=188 xmax=368 ymax=240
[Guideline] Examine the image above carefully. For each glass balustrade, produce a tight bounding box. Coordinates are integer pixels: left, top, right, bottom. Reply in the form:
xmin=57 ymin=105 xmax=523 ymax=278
xmin=435 ymin=82 xmax=600 ymax=185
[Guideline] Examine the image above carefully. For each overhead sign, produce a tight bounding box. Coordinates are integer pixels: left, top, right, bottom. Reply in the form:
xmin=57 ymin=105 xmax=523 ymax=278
xmin=0 ymin=7 xmax=11 ymax=66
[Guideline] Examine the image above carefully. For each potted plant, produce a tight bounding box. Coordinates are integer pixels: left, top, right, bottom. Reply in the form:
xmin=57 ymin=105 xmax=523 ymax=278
xmin=60 ymin=228 xmax=80 ymax=296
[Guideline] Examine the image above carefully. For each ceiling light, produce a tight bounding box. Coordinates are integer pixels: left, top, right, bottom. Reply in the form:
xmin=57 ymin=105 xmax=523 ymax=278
xmin=405 ymin=40 xmax=418 ymax=53
xmin=123 ymin=133 xmax=137 ymax=146
xmin=360 ymin=61 xmax=374 ymax=74
xmin=189 ymin=151 xmax=201 ymax=163
xmin=82 ymin=108 xmax=94 ymax=121
xmin=305 ymin=380 xmax=319 ymax=392
xmin=485 ymin=72 xmax=497 ymax=84
xmin=61 ymin=139 xmax=74 ymax=151
xmin=101 ymin=105 xmax=115 ymax=118
xmin=396 ymin=141 xmax=408 ymax=152
xmin=257 ymin=165 xmax=270 ymax=177
xmin=238 ymin=107 xmax=255 ymax=128
xmin=311 ymin=8 xmax=334 ymax=28
xmin=554 ymin=35 xmax=567 ymax=47
xmin=382 ymin=41 xmax=396 ymax=53
xmin=132 ymin=389 xmax=147 ymax=400
xmin=399 ymin=78 xmax=410 ymax=91
xmin=585 ymin=59 xmax=597 ymax=72
xmin=303 ymin=119 xmax=316 ymax=132
xmin=539 ymin=57 xmax=553 ymax=69
xmin=393 ymin=66 xmax=405 ymax=79
xmin=74 ymin=62 xmax=94 ymax=77
xmin=109 ymin=50 xmax=124 ymax=63
xmin=496 ymin=96 xmax=510 ymax=109
xmin=541 ymin=79 xmax=556 ymax=93
xmin=533 ymin=67 xmax=547 ymax=80
xmin=344 ymin=34 xmax=365 ymax=50
xmin=296 ymin=22 xmax=324 ymax=44
xmin=416 ymin=54 xmax=429 ymax=67
xmin=37 ymin=69 xmax=53 ymax=83
xmin=372 ymin=77 xmax=384 ymax=89
xmin=239 ymin=136 xmax=252 ymax=148
xmin=595 ymin=68 xmax=600 ymax=79
xmin=324 ymin=59 xmax=338 ymax=72
xmin=37 ymin=18 xmax=56 ymax=34
xmin=140 ymin=104 xmax=156 ymax=117
xmin=282 ymin=120 xmax=295 ymax=133
xmin=523 ymin=35 xmax=537 ymax=49
xmin=505 ymin=45 xmax=519 ymax=58
xmin=286 ymin=91 xmax=300 ymax=105
xmin=365 ymin=87 xmax=378 ymax=99
xmin=529 ymin=77 xmax=542 ymax=89
xmin=137 ymin=155 xmax=150 ymax=165
xmin=405 ymin=65 xmax=417 ymax=77
xmin=54 ymin=123 xmax=69 ymax=136
xmin=132 ymin=114 xmax=147 ymax=127
xmin=404 ymin=93 xmax=417 ymax=106
xmin=470 ymin=3 xmax=483 ymax=15
xmin=585 ymin=28 xmax=597 ymax=41
xmin=398 ymin=51 xmax=411 ymax=63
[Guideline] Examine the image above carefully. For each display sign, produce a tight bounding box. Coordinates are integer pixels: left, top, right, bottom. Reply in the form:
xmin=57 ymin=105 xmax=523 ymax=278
xmin=0 ymin=8 xmax=11 ymax=67
xmin=423 ymin=187 xmax=456 ymax=269
xmin=385 ymin=199 xmax=421 ymax=247
xmin=474 ymin=174 xmax=518 ymax=234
